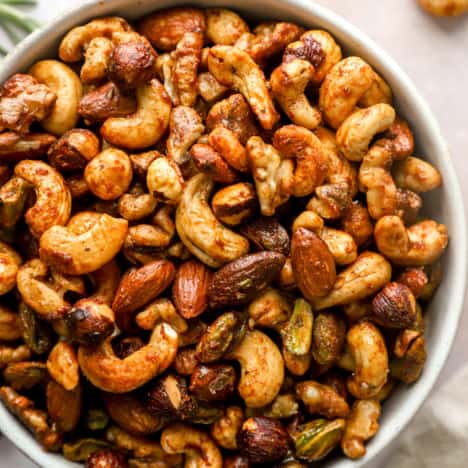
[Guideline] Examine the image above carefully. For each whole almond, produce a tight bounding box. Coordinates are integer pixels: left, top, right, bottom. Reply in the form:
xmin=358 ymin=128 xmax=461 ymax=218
xmin=291 ymin=228 xmax=336 ymax=301
xmin=112 ymin=260 xmax=176 ymax=331
xmin=173 ymin=260 xmax=211 ymax=319
xmin=208 ymin=252 xmax=286 ymax=309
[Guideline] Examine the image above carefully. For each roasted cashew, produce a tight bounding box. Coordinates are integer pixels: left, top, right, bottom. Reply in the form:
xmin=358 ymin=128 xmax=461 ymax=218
xmin=393 ymin=156 xmax=442 ymax=192
xmin=197 ymin=72 xmax=229 ymax=103
xmin=176 ymin=174 xmax=249 ymax=268
xmin=78 ymin=323 xmax=178 ymax=393
xmin=46 ymin=341 xmax=79 ymax=391
xmin=167 ymin=106 xmax=205 ymax=164
xmin=306 ymin=127 xmax=357 ymax=220
xmin=0 ymin=132 xmax=56 ymax=163
xmin=208 ymin=126 xmax=249 ymax=173
xmin=89 ymin=260 xmax=121 ymax=306
xmin=341 ymin=399 xmax=381 ymax=459
xmin=336 ymin=103 xmax=396 ymax=162
xmin=14 ymin=160 xmax=71 ymax=237
xmin=0 ymin=241 xmax=21 ymax=296
xmin=29 ymin=60 xmax=82 ymax=136
xmin=0 ymin=305 xmax=22 ymax=341
xmin=346 ymin=322 xmax=389 ymax=399
xmin=118 ymin=184 xmax=157 ymax=222
xmin=246 ymin=136 xmax=293 ymax=216
xmin=284 ymin=30 xmax=342 ymax=85
xmin=17 ymin=259 xmax=70 ymax=321
xmin=136 ymin=298 xmax=188 ymax=334
xmin=293 ymin=210 xmax=357 ymax=265
xmin=417 ymin=0 xmax=468 ymax=15
xmin=375 ymin=216 xmax=448 ymax=266
xmin=208 ymin=45 xmax=279 ymax=130
xmin=319 ymin=57 xmax=390 ymax=129
xmin=59 ymin=17 xmax=131 ymax=62
xmin=274 ymin=125 xmax=328 ymax=197
xmin=227 ymin=330 xmax=284 ymax=408
xmin=147 ymin=157 xmax=184 ymax=204
xmin=0 ymin=345 xmax=32 ymax=368
xmin=80 ymin=37 xmax=113 ymax=84
xmin=85 ymin=148 xmax=133 ymax=201
xmin=210 ymin=406 xmax=244 ymax=450
xmin=313 ymin=252 xmax=392 ymax=310
xmin=271 ymin=59 xmax=322 ymax=130
xmin=206 ymin=9 xmax=250 ymax=45
xmin=101 ymin=78 xmax=171 ymax=150
xmin=39 ymin=212 xmax=128 ymax=275
xmin=161 ymin=423 xmax=223 ymax=468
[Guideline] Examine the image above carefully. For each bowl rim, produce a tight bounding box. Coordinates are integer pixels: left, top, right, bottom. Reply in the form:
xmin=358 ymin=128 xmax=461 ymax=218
xmin=0 ymin=0 xmax=466 ymax=467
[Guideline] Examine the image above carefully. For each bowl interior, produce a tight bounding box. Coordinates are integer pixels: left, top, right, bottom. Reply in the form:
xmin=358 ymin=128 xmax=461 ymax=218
xmin=0 ymin=0 xmax=465 ymax=467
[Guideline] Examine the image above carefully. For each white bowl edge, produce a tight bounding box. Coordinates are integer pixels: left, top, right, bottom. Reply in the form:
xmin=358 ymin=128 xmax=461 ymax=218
xmin=0 ymin=1 xmax=466 ymax=467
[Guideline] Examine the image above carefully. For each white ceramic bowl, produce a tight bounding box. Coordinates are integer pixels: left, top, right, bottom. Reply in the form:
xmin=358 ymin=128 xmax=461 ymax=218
xmin=0 ymin=1 xmax=466 ymax=467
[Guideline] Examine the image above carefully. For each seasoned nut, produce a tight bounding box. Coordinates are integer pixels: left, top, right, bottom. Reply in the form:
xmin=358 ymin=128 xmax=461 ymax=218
xmin=0 ymin=386 xmax=63 ymax=451
xmin=174 ymin=347 xmax=199 ymax=376
xmin=341 ymin=202 xmax=373 ymax=247
xmin=390 ymin=335 xmax=427 ymax=383
xmin=166 ymin=106 xmax=204 ymax=164
xmin=283 ymin=299 xmax=314 ymax=356
xmin=172 ymin=260 xmax=211 ymax=319
xmin=103 ymin=393 xmax=163 ymax=436
xmin=341 ymin=399 xmax=381 ymax=459
xmin=240 ymin=217 xmax=290 ymax=256
xmin=190 ymin=143 xmax=238 ymax=184
xmin=172 ymin=32 xmax=203 ymax=107
xmin=0 ymin=73 xmax=56 ymax=134
xmin=223 ymin=455 xmax=250 ymax=468
xmin=0 ymin=132 xmax=56 ymax=162
xmin=86 ymin=408 xmax=110 ymax=431
xmin=47 ymin=341 xmax=79 ymax=390
xmin=0 ymin=176 xmax=32 ymax=232
xmin=396 ymin=268 xmax=428 ymax=298
xmin=138 ymin=7 xmax=206 ymax=51
xmin=85 ymin=148 xmax=133 ymax=201
xmin=18 ymin=302 xmax=53 ymax=355
xmin=208 ymin=126 xmax=249 ymax=172
xmin=176 ymin=174 xmax=250 ymax=268
xmin=86 ymin=450 xmax=128 ymax=468
xmin=78 ymin=82 xmax=137 ymax=123
xmin=291 ymin=228 xmax=336 ymax=301
xmin=238 ymin=417 xmax=291 ymax=464
xmin=197 ymin=72 xmax=229 ymax=102
xmin=118 ymin=188 xmax=157 ymax=222
xmin=292 ymin=419 xmax=345 ymax=462
xmin=0 ymin=305 xmax=21 ymax=341
xmin=65 ymin=299 xmax=115 ymax=345
xmin=372 ymin=282 xmax=417 ymax=329
xmin=135 ymin=298 xmax=187 ymax=334
xmin=248 ymin=288 xmax=292 ymax=329
xmin=47 ymin=380 xmax=82 ymax=432
xmin=196 ymin=311 xmax=247 ymax=363
xmin=208 ymin=252 xmax=286 ymax=308
xmin=129 ymin=151 xmax=160 ymax=179
xmin=296 ymin=381 xmax=350 ymax=418
xmin=228 ymin=330 xmax=284 ymax=408
xmin=109 ymin=34 xmax=157 ymax=90
xmin=312 ymin=312 xmax=346 ymax=366
xmin=206 ymin=9 xmax=250 ymax=45
xmin=278 ymin=257 xmax=297 ymax=290
xmin=210 ymin=406 xmax=244 ymax=450
xmin=146 ymin=157 xmax=184 ymax=204
xmin=146 ymin=373 xmax=195 ymax=419
xmin=189 ymin=363 xmax=236 ymax=402
xmin=113 ymin=337 xmax=145 ymax=359
xmin=208 ymin=45 xmax=280 ymax=130
xmin=211 ymin=182 xmax=257 ymax=226
xmin=206 ymin=93 xmax=258 ymax=145
xmin=178 ymin=320 xmax=208 ymax=348
xmin=3 ymin=361 xmax=48 ymax=390
xmin=63 ymin=439 xmax=112 ymax=462
xmin=112 ymin=260 xmax=176 ymax=331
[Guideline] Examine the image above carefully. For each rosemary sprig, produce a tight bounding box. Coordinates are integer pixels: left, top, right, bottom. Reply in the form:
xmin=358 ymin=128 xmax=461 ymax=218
xmin=0 ymin=3 xmax=41 ymax=33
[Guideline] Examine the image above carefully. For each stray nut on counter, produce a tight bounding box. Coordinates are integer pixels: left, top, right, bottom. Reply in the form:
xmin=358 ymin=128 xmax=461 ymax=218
xmin=0 ymin=5 xmax=449 ymax=466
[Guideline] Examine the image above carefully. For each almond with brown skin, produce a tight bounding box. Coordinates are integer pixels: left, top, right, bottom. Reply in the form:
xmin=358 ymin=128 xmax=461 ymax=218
xmin=208 ymin=252 xmax=286 ymax=309
xmin=291 ymin=228 xmax=336 ymax=301
xmin=112 ymin=260 xmax=176 ymax=331
xmin=172 ymin=260 xmax=211 ymax=319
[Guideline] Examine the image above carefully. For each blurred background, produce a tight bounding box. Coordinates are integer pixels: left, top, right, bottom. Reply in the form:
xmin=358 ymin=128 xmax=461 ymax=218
xmin=0 ymin=0 xmax=467 ymax=466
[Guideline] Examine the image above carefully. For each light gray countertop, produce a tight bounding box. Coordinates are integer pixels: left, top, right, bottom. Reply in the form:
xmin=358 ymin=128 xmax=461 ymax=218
xmin=0 ymin=0 xmax=467 ymax=466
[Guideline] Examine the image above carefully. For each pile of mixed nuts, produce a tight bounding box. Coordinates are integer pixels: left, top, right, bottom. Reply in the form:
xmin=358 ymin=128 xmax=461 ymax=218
xmin=0 ymin=5 xmax=448 ymax=467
